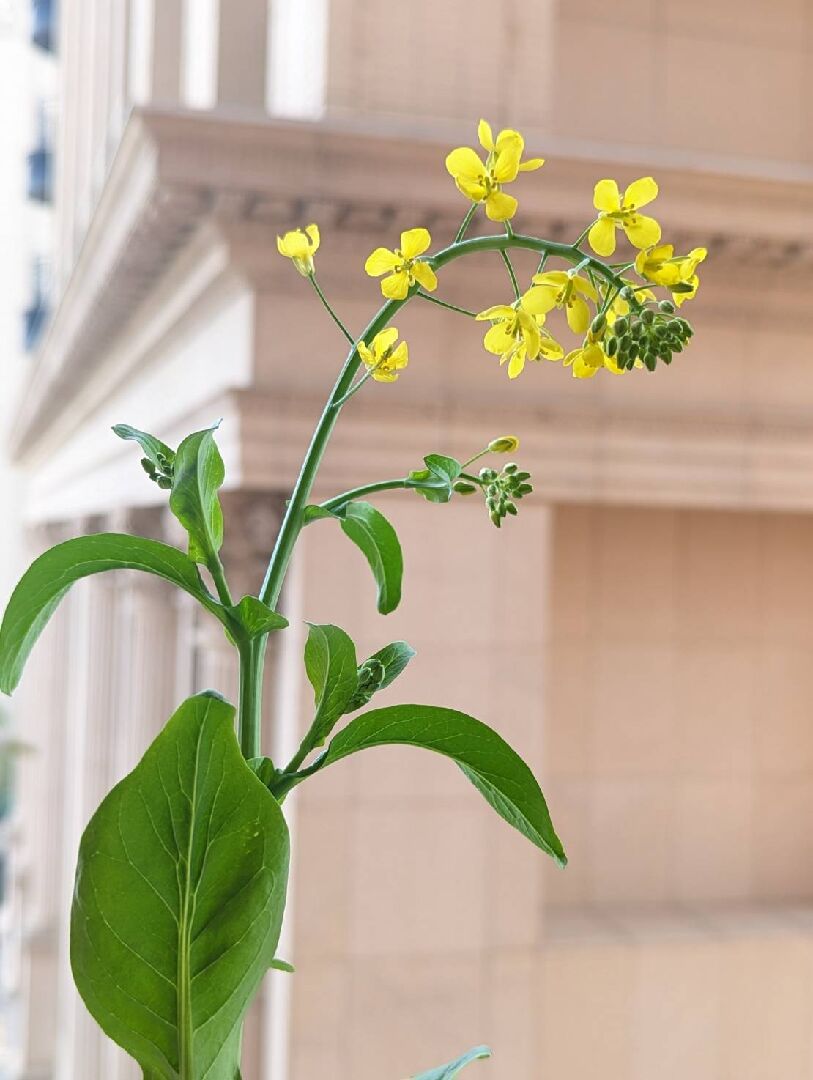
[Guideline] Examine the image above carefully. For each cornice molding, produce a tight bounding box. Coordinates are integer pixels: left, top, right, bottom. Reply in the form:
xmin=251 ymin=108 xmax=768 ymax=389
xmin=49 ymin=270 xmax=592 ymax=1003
xmin=13 ymin=107 xmax=813 ymax=458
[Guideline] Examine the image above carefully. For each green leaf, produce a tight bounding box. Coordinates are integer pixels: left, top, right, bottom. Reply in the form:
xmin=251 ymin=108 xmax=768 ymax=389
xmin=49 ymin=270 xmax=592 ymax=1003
xmin=169 ymin=425 xmax=225 ymax=565
xmin=303 ymin=624 xmax=358 ymax=749
xmin=71 ymin=692 xmax=290 ymax=1080
xmin=338 ymin=501 xmax=403 ymax=614
xmin=112 ymin=424 xmax=175 ymax=471
xmin=302 ymin=505 xmax=335 ymax=524
xmin=0 ymin=534 xmax=222 ymax=695
xmin=411 ymin=1045 xmax=492 ymax=1080
xmin=407 ymin=454 xmax=462 ymax=504
xmin=228 ymin=596 xmax=288 ymax=638
xmin=320 ymin=705 xmax=566 ymax=866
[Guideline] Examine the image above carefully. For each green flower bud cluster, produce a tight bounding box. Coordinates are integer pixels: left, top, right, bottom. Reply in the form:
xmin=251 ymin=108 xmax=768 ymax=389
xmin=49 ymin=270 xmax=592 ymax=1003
xmin=469 ymin=462 xmax=533 ymax=528
xmin=346 ymin=657 xmax=386 ymax=712
xmin=604 ymin=291 xmax=693 ymax=372
xmin=140 ymin=453 xmax=174 ymax=489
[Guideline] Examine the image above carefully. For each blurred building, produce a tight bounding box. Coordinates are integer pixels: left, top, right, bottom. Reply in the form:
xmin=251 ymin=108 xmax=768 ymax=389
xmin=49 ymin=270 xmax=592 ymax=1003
xmin=7 ymin=1 xmax=813 ymax=1078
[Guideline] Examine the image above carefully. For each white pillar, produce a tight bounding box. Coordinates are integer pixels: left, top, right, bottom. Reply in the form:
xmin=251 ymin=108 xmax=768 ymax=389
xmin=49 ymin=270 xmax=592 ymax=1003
xmin=182 ymin=0 xmax=269 ymax=112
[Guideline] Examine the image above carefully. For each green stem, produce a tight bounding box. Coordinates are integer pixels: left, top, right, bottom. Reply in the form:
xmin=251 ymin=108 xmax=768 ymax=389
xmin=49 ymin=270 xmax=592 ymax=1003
xmin=208 ymin=556 xmax=234 ymax=608
xmin=309 ymin=275 xmax=356 ymax=347
xmin=414 ymin=291 xmax=478 ymax=318
xmin=500 ymin=250 xmax=521 ymax=300
xmin=455 ymin=204 xmax=477 ymax=243
xmin=238 ymin=637 xmax=266 ymax=759
xmin=319 ymin=478 xmax=409 ymax=514
xmin=259 ymin=232 xmax=627 ymax=610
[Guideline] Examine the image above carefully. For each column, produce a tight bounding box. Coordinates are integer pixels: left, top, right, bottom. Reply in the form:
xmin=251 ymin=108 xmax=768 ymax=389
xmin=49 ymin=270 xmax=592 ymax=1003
xmin=128 ymin=0 xmax=183 ymax=106
xmin=182 ymin=0 xmax=269 ymax=112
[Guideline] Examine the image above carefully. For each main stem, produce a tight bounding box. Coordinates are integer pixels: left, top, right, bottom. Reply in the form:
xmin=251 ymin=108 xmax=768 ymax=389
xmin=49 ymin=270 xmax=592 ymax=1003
xmin=258 ymin=231 xmax=626 ymax=611
xmin=238 ymin=637 xmax=266 ymax=759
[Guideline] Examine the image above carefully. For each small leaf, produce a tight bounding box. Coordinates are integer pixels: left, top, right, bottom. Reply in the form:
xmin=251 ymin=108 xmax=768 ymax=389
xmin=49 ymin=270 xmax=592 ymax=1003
xmin=338 ymin=501 xmax=403 ymax=614
xmin=319 ymin=704 xmax=566 ymax=865
xmin=247 ymin=756 xmax=279 ymax=788
xmin=71 ymin=692 xmax=290 ymax=1079
xmin=229 ymin=596 xmax=289 ymax=638
xmin=112 ymin=424 xmax=175 ymax=471
xmin=0 ymin=534 xmax=222 ymax=694
xmin=407 ymin=453 xmax=462 ymax=504
xmin=302 ymin=505 xmax=335 ymax=524
xmin=303 ymin=624 xmax=358 ymax=749
xmin=344 ymin=640 xmax=416 ymax=713
xmin=269 ymin=958 xmax=295 ymax=974
xmin=411 ymin=1045 xmax=492 ymax=1080
xmin=169 ymin=425 xmax=225 ymax=566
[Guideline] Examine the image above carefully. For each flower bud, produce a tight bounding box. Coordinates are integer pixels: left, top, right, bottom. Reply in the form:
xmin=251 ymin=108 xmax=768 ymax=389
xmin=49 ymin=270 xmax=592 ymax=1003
xmin=488 ymin=435 xmax=520 ymax=453
xmin=453 ymin=481 xmax=477 ymax=495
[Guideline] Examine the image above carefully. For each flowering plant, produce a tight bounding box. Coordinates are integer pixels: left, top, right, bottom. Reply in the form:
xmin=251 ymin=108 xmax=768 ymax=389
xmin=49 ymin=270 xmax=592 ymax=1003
xmin=0 ymin=122 xmax=707 ymax=1078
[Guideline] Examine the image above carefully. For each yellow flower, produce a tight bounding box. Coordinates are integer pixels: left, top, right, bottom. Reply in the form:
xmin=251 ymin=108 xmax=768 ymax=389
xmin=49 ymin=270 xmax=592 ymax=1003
xmin=364 ymin=228 xmax=438 ymax=300
xmin=525 ymin=270 xmax=598 ymax=334
xmin=634 ymin=243 xmax=682 ymax=286
xmin=476 ymin=300 xmax=563 ymax=380
xmin=445 ymin=119 xmax=544 ymax=222
xmin=276 ymin=223 xmax=320 ymax=276
xmin=358 ymin=327 xmax=409 ymax=383
xmin=672 ymin=247 xmax=707 ymax=307
xmin=565 ymin=341 xmax=625 ymax=379
xmin=587 ymin=177 xmax=661 ymax=257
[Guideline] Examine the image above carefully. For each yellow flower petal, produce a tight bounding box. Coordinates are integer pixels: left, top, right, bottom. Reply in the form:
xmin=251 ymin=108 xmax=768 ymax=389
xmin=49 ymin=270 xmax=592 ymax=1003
xmin=507 ymin=349 xmax=527 ymax=379
xmin=304 ymin=223 xmax=320 ymax=251
xmin=389 ymin=341 xmax=409 ymax=370
xmin=588 ymin=217 xmax=617 ymax=256
xmin=593 ymin=179 xmax=621 ymax=213
xmin=572 ymin=275 xmax=598 ymax=301
xmin=539 ymin=333 xmax=564 ymax=360
xmin=380 ymin=271 xmax=410 ymax=300
xmin=624 ymin=176 xmax=658 ymax=209
xmin=520 ymin=286 xmax=557 ymax=316
xmin=410 ymin=260 xmax=438 ymax=292
xmin=277 ymin=229 xmax=310 ymax=258
xmin=485 ymin=190 xmax=518 ymax=221
xmin=358 ymin=341 xmax=374 ymax=367
xmin=492 ymin=138 xmax=523 ymax=184
xmin=371 ymin=326 xmax=399 ymax=355
xmin=455 ymin=176 xmax=488 ymax=202
xmin=365 ymin=247 xmax=400 ymax=276
xmin=446 ymin=146 xmax=486 ymax=182
xmin=476 ymin=304 xmax=515 ymax=321
xmin=517 ymin=157 xmax=545 ymax=172
xmin=400 ymin=227 xmax=431 ymax=260
xmin=483 ymin=323 xmax=515 ymax=355
xmin=623 ymin=213 xmax=662 ymax=249
xmin=478 ymin=119 xmax=494 ymax=152
xmin=372 ymin=367 xmax=399 ymax=383
xmin=532 ymin=270 xmax=568 ymax=288
xmin=566 ymin=295 xmax=591 ymax=334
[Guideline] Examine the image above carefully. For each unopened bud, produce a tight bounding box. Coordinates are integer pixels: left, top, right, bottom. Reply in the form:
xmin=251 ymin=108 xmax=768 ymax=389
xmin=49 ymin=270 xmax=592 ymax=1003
xmin=488 ymin=435 xmax=520 ymax=454
xmin=453 ymin=481 xmax=477 ymax=495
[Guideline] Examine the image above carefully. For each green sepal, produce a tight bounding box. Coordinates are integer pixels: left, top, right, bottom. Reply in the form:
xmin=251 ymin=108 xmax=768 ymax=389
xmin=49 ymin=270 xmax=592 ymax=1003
xmin=269 ymin=958 xmax=295 ymax=974
xmin=169 ymin=424 xmax=225 ymax=566
xmin=71 ymin=692 xmax=290 ymax=1079
xmin=407 ymin=453 xmax=462 ymax=504
xmin=112 ymin=424 xmax=175 ymax=472
xmin=0 ymin=534 xmax=224 ymax=695
xmin=318 ymin=704 xmax=566 ymax=866
xmin=411 ymin=1045 xmax=492 ymax=1079
xmin=228 ymin=596 xmax=289 ymax=638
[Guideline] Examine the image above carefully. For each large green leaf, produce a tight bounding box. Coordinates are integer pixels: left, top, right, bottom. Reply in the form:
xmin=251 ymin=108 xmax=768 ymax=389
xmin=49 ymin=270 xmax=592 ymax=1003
xmin=0 ymin=534 xmax=222 ymax=695
xmin=319 ymin=705 xmax=566 ymax=866
xmin=412 ymin=1046 xmax=491 ymax=1080
xmin=71 ymin=693 xmax=290 ymax=1080
xmin=338 ymin=501 xmax=403 ymax=614
xmin=169 ymin=426 xmax=225 ymax=565
xmin=303 ymin=623 xmax=358 ymax=749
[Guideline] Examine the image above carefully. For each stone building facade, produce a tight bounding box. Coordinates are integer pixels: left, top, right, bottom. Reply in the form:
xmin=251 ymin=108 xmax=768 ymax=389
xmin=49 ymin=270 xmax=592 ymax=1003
xmin=9 ymin=1 xmax=813 ymax=1078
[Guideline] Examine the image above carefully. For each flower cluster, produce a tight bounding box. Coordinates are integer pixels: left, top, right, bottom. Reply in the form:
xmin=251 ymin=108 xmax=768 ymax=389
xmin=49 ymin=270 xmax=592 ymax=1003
xmin=455 ymin=461 xmax=533 ymax=528
xmin=275 ymin=118 xmax=708 ymax=387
